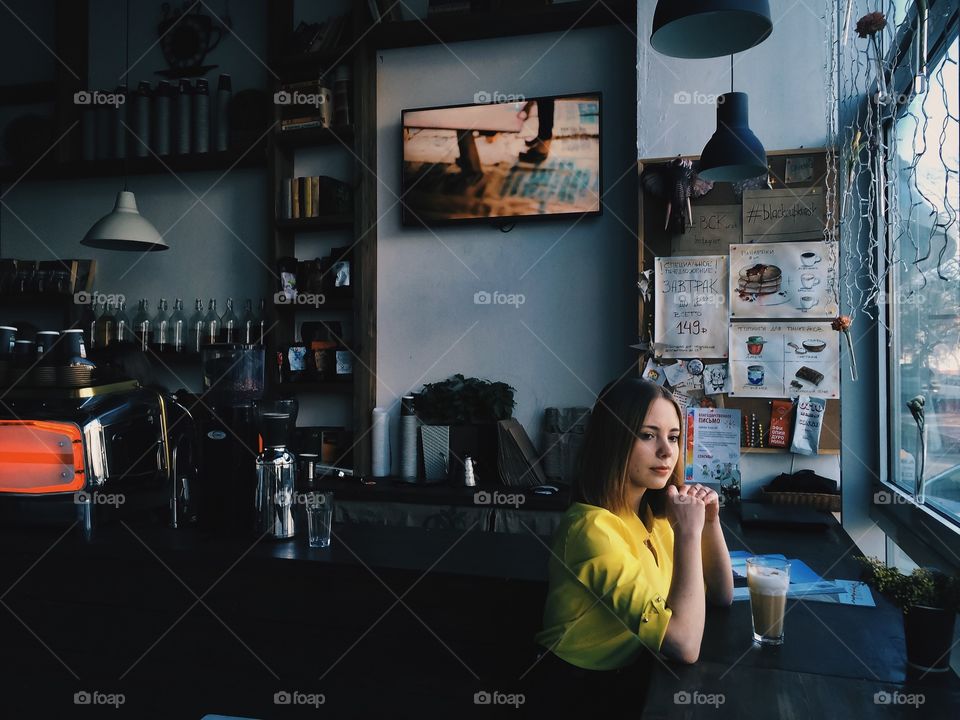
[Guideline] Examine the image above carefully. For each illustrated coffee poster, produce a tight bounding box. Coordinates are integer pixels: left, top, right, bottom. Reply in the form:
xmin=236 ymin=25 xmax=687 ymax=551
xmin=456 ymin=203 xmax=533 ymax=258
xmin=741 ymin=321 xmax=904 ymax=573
xmin=654 ymin=256 xmax=728 ymax=358
xmin=671 ymin=205 xmax=742 ymax=256
xmin=684 ymin=407 xmax=742 ymax=485
xmin=729 ymin=241 xmax=838 ymax=319
xmin=741 ymin=187 xmax=826 ymax=242
xmin=729 ymin=322 xmax=840 ymax=398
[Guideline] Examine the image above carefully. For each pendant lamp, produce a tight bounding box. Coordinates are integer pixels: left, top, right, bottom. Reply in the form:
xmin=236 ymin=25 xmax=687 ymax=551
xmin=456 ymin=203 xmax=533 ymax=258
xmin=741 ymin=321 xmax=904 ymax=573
xmin=651 ymin=1 xmax=773 ymax=59
xmin=81 ymin=0 xmax=167 ymax=252
xmin=697 ymin=92 xmax=767 ymax=182
xmin=81 ymin=190 xmax=168 ymax=251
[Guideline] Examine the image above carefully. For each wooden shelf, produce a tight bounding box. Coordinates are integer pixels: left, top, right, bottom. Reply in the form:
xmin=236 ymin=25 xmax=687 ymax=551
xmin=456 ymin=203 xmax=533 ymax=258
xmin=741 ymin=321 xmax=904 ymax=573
xmin=370 ymin=0 xmax=634 ymax=49
xmin=275 ymin=125 xmax=354 ymax=150
xmin=0 ymin=143 xmax=268 ymax=184
xmin=741 ymin=447 xmax=841 ymax=455
xmin=274 ymin=296 xmax=353 ymax=312
xmin=281 ymin=379 xmax=353 ymax=394
xmin=276 ymin=215 xmax=352 ymax=231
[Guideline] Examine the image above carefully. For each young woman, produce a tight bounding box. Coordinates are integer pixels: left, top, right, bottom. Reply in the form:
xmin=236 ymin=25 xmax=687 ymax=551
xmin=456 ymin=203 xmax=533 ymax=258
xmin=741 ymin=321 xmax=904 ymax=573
xmin=535 ymin=377 xmax=733 ymax=682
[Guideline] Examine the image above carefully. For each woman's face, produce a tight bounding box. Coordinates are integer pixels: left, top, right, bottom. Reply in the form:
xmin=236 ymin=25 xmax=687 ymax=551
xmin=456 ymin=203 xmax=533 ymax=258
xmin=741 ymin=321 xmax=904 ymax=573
xmin=626 ymin=398 xmax=681 ymax=491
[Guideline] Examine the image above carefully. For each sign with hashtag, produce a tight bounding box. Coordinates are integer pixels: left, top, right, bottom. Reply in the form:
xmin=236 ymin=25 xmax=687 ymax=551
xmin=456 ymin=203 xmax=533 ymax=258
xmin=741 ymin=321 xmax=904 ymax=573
xmin=741 ymin=187 xmax=826 ymax=242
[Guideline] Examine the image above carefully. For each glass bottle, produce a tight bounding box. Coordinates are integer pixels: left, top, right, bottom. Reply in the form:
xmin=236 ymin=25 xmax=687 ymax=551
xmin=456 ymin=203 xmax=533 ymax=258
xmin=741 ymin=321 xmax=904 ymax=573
xmin=258 ymin=297 xmax=268 ymax=345
xmin=203 ymin=298 xmax=220 ymax=345
xmin=96 ymin=301 xmax=116 ymax=348
xmin=152 ymin=298 xmax=170 ymax=352
xmin=114 ymin=300 xmax=131 ymax=344
xmin=240 ymin=299 xmax=256 ymax=344
xmin=220 ymin=297 xmax=239 ymax=343
xmin=133 ymin=299 xmax=151 ymax=351
xmin=188 ymin=298 xmax=205 ymax=353
xmin=88 ymin=293 xmax=103 ymax=350
xmin=169 ymin=298 xmax=187 ymax=352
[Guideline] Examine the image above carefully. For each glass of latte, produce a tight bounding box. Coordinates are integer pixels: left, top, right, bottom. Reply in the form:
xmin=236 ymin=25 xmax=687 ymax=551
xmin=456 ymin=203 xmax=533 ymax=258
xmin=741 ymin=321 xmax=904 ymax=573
xmin=746 ymin=557 xmax=791 ymax=645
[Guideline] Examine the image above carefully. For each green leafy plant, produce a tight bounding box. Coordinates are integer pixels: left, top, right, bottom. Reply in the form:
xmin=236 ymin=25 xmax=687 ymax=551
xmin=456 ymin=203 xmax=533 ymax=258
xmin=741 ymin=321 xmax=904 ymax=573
xmin=414 ymin=374 xmax=516 ymax=425
xmin=856 ymin=556 xmax=960 ymax=613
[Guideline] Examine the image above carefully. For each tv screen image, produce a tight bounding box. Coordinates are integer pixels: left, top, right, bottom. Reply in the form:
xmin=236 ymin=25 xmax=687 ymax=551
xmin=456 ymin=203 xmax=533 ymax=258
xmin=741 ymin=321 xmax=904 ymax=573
xmin=401 ymin=93 xmax=601 ymax=225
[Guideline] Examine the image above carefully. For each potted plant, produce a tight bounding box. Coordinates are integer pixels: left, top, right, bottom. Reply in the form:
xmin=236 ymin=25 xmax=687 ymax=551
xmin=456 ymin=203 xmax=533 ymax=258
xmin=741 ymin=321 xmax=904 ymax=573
xmin=857 ymin=556 xmax=960 ymax=673
xmin=414 ymin=374 xmax=516 ymax=484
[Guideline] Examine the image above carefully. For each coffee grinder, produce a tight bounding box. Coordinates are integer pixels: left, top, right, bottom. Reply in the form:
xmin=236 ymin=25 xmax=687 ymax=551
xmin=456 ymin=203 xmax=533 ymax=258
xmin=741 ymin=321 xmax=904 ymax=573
xmin=197 ymin=343 xmax=264 ymax=535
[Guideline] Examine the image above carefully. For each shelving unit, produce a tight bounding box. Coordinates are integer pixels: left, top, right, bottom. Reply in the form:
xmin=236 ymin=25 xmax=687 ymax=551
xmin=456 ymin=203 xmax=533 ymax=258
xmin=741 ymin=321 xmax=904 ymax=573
xmin=741 ymin=447 xmax=841 ymax=455
xmin=266 ymin=0 xmax=378 ymax=474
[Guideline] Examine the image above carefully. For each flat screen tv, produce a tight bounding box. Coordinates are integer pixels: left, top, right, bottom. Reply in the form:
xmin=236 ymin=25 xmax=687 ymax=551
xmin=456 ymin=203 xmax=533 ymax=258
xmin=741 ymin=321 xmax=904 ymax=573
xmin=401 ymin=92 xmax=602 ymax=226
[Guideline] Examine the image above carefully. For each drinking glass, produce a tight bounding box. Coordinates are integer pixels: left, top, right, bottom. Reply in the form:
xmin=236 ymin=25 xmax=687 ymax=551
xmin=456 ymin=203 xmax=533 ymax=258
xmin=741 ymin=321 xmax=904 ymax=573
xmin=306 ymin=491 xmax=333 ymax=548
xmin=746 ymin=556 xmax=791 ymax=645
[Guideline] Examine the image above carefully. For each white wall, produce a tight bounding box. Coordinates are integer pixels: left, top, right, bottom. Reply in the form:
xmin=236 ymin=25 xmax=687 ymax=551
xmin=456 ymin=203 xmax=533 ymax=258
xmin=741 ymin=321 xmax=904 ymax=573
xmin=637 ymin=0 xmax=834 ymax=158
xmin=376 ymin=25 xmax=638 ymax=474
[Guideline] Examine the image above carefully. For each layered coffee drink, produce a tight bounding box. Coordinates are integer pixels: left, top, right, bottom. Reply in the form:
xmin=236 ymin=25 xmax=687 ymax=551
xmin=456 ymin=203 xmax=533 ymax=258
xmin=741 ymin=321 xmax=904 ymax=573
xmin=746 ymin=557 xmax=791 ymax=645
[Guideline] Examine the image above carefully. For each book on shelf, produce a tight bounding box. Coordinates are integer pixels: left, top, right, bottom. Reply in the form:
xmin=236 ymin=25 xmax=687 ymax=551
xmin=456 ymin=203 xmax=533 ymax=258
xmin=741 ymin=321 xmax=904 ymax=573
xmin=279 ymin=176 xmax=352 ymax=219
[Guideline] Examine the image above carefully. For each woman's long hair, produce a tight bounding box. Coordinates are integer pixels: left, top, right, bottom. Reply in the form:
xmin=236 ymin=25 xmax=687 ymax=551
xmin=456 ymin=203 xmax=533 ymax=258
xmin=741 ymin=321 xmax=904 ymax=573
xmin=573 ymin=378 xmax=684 ymax=518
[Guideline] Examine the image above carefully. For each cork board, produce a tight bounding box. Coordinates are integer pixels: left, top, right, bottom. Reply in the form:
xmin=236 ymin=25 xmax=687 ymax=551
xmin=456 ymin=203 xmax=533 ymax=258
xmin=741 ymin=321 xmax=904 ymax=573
xmin=637 ymin=149 xmax=840 ymax=452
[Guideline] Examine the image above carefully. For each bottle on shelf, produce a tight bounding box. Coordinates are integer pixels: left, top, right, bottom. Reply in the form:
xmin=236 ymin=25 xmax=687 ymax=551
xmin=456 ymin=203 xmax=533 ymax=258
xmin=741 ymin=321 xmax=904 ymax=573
xmin=203 ymin=298 xmax=220 ymax=345
xmin=240 ymin=298 xmax=256 ymax=344
xmin=175 ymin=79 xmax=192 ymax=155
xmin=115 ymin=299 xmax=131 ymax=344
xmin=88 ymin=293 xmax=103 ymax=350
xmin=96 ymin=300 xmax=116 ymax=348
xmin=258 ymin=298 xmax=268 ymax=345
xmin=153 ymin=80 xmax=172 ymax=155
xmin=193 ymin=78 xmax=209 ymax=154
xmin=188 ymin=298 xmax=206 ymax=353
xmin=214 ymin=74 xmax=231 ymax=152
xmin=152 ymin=298 xmax=170 ymax=352
xmin=169 ymin=298 xmax=187 ymax=352
xmin=133 ymin=299 xmax=151 ymax=351
xmin=220 ymin=297 xmax=239 ymax=343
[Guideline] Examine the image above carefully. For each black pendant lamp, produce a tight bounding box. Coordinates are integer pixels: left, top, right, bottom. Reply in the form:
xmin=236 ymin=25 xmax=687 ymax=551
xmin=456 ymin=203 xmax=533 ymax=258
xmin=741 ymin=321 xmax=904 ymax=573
xmin=651 ymin=1 xmax=773 ymax=59
xmin=697 ymin=91 xmax=767 ymax=182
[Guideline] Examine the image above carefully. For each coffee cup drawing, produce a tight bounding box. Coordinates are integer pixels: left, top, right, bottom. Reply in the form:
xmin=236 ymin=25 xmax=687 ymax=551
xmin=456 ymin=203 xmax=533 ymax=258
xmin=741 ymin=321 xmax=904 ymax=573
xmin=800 ymin=273 xmax=820 ymax=290
xmin=747 ymin=365 xmax=765 ymax=385
xmin=800 ymin=252 xmax=822 ymax=267
xmin=799 ymin=295 xmax=819 ymax=311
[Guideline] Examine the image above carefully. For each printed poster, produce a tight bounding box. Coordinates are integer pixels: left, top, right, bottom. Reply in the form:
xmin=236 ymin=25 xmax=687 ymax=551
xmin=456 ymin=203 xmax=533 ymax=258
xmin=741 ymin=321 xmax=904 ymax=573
xmin=729 ymin=322 xmax=840 ymax=398
xmin=684 ymin=408 xmax=742 ymax=485
xmin=654 ymin=256 xmax=729 ymax=358
xmin=729 ymin=241 xmax=839 ymax=319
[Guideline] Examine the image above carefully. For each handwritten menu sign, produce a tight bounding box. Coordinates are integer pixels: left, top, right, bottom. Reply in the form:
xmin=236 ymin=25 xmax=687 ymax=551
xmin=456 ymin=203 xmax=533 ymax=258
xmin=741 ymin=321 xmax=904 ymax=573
xmin=671 ymin=205 xmax=742 ymax=256
xmin=729 ymin=322 xmax=839 ymax=399
xmin=655 ymin=256 xmax=728 ymax=359
xmin=729 ymin=241 xmax=839 ymax=319
xmin=741 ymin=187 xmax=826 ymax=242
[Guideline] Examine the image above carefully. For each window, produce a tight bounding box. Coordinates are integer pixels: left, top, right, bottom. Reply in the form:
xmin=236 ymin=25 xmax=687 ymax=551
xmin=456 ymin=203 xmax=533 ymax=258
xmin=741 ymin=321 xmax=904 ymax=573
xmin=887 ymin=32 xmax=959 ymax=527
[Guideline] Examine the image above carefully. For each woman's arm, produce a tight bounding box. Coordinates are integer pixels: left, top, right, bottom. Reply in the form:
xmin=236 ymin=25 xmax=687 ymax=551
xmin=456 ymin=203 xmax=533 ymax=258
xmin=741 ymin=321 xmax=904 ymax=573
xmin=660 ymin=485 xmax=706 ymax=664
xmin=701 ymin=517 xmax=733 ymax=606
xmin=690 ymin=484 xmax=734 ymax=606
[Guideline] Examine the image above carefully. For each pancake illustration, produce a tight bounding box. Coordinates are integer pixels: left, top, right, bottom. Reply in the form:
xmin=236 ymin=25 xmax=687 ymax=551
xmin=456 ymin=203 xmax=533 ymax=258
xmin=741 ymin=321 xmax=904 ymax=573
xmin=737 ymin=263 xmax=783 ymax=295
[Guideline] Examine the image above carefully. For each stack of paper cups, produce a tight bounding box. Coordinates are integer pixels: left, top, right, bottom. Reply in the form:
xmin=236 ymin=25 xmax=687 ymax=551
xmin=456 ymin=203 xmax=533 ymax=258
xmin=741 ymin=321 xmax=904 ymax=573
xmin=399 ymin=394 xmax=418 ymax=481
xmin=372 ymin=407 xmax=390 ymax=477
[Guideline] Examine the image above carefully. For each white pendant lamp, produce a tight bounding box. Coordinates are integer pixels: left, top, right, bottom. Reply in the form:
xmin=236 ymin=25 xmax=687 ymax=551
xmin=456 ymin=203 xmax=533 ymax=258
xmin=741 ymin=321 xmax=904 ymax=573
xmin=81 ymin=0 xmax=166 ymax=252
xmin=81 ymin=190 xmax=168 ymax=251
xmin=651 ymin=1 xmax=773 ymax=59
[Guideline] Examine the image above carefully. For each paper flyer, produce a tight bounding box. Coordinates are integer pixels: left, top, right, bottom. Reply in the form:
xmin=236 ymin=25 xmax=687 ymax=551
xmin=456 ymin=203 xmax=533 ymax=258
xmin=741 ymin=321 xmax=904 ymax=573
xmin=654 ymin=256 xmax=729 ymax=358
xmin=729 ymin=322 xmax=840 ymax=398
xmin=684 ymin=407 xmax=742 ymax=485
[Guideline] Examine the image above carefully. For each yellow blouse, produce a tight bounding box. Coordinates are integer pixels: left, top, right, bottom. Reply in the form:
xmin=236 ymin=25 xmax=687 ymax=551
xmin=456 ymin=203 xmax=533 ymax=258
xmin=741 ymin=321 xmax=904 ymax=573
xmin=535 ymin=502 xmax=675 ymax=670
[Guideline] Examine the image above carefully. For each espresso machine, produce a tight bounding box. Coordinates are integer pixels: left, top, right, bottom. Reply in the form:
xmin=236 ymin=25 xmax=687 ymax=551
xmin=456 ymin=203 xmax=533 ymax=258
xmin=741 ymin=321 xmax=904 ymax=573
xmin=254 ymin=399 xmax=298 ymax=540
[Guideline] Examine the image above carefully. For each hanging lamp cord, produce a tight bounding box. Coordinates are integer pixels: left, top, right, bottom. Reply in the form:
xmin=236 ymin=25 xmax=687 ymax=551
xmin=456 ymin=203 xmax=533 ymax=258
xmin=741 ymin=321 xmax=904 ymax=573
xmin=122 ymin=0 xmax=130 ymax=191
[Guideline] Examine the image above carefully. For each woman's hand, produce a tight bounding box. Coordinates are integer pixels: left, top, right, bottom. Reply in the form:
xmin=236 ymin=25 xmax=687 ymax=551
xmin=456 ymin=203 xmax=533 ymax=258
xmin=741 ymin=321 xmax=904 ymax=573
xmin=665 ymin=484 xmax=705 ymax=538
xmin=685 ymin=484 xmax=721 ymax=524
